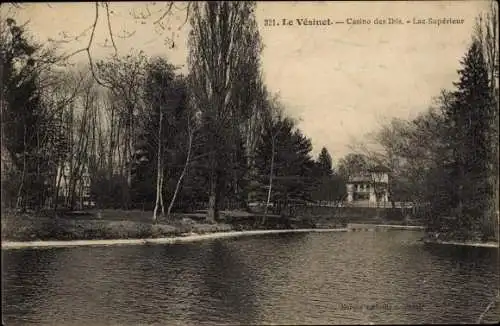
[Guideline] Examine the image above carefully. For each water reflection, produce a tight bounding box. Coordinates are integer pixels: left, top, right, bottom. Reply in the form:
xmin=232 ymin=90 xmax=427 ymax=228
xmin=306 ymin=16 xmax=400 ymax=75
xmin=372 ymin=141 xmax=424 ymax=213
xmin=195 ymin=240 xmax=260 ymax=325
xmin=1 ymin=249 xmax=60 ymax=325
xmin=2 ymin=232 xmax=498 ymax=325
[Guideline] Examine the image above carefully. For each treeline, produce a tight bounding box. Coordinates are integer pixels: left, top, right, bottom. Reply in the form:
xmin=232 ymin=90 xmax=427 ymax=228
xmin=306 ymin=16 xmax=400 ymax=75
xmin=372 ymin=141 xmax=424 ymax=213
xmin=352 ymin=6 xmax=498 ymax=241
xmin=1 ymin=3 xmax=346 ymax=222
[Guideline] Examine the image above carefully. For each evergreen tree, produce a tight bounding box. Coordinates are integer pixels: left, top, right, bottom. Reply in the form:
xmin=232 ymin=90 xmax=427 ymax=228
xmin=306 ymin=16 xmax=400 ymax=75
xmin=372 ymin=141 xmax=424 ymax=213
xmin=317 ymin=147 xmax=333 ymax=176
xmin=312 ymin=173 xmax=346 ymax=204
xmin=1 ymin=18 xmax=61 ymax=210
xmin=442 ymin=39 xmax=494 ymax=240
xmin=254 ymin=116 xmax=317 ymax=214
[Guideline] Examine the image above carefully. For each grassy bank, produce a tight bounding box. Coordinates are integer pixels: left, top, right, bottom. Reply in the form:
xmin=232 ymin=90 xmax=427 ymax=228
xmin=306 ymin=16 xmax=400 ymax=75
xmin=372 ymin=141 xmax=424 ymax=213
xmin=3 ymin=229 xmax=350 ymax=250
xmin=1 ymin=209 xmax=320 ymax=242
xmin=421 ymin=227 xmax=498 ymax=244
xmin=1 ymin=207 xmax=425 ymax=243
xmin=1 ymin=212 xmax=230 ymax=242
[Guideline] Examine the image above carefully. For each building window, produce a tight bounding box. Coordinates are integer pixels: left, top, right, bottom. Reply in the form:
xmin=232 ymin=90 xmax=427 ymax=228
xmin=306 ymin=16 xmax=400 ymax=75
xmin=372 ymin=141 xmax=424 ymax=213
xmin=354 ymin=192 xmax=369 ymax=200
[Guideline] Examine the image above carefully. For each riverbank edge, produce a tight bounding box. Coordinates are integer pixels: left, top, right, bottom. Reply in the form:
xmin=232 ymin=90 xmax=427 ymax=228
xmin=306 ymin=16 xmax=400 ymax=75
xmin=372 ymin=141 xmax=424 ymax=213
xmin=422 ymin=238 xmax=499 ymax=248
xmin=347 ymin=223 xmax=425 ymax=230
xmin=1 ymin=228 xmax=348 ymax=250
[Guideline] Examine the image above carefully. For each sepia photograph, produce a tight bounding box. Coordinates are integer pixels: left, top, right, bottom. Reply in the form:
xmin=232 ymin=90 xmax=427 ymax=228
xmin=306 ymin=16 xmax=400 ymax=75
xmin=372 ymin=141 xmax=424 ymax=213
xmin=1 ymin=1 xmax=499 ymax=325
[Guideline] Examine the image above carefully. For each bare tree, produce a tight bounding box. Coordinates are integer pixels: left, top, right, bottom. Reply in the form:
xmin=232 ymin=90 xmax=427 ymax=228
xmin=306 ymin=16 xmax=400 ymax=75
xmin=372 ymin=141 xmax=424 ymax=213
xmin=55 ymin=72 xmax=100 ymax=210
xmin=166 ymin=107 xmax=201 ymax=219
xmin=474 ymin=2 xmax=499 ymax=238
xmin=96 ymin=52 xmax=148 ymax=209
xmin=152 ymin=104 xmax=164 ymax=222
xmin=262 ymin=96 xmax=284 ymax=224
xmin=39 ymin=69 xmax=84 ymax=211
xmin=188 ymin=1 xmax=263 ymax=222
xmin=475 ymin=2 xmax=499 ymax=94
xmin=241 ymin=81 xmax=268 ymax=206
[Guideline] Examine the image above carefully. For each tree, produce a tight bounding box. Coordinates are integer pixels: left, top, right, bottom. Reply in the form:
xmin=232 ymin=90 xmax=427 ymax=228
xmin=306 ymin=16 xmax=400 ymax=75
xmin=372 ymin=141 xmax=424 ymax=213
xmin=59 ymin=72 xmax=100 ymax=210
xmin=317 ymin=147 xmax=333 ymax=176
xmin=188 ymin=1 xmax=263 ymax=222
xmin=141 ymin=58 xmax=178 ymax=222
xmin=337 ymin=153 xmax=369 ymax=181
xmin=259 ymin=97 xmax=285 ymax=221
xmin=95 ymin=52 xmax=148 ymax=209
xmin=166 ymin=104 xmax=200 ymax=219
xmin=242 ymin=81 xmax=268 ymax=205
xmin=255 ymin=110 xmax=317 ymax=218
xmin=474 ymin=3 xmax=499 ymax=240
xmin=475 ymin=2 xmax=499 ymax=96
xmin=312 ymin=173 xmax=346 ymax=205
xmin=129 ymin=57 xmax=195 ymax=222
xmin=442 ymin=38 xmax=494 ymax=240
xmin=350 ymin=117 xmax=414 ymax=207
xmin=92 ymin=94 xmax=130 ymax=209
xmin=1 ymin=18 xmax=60 ymax=211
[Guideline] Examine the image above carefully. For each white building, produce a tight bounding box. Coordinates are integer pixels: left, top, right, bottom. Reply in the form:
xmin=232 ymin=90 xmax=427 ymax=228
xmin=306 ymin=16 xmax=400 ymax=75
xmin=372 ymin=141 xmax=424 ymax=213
xmin=346 ymin=165 xmax=391 ymax=207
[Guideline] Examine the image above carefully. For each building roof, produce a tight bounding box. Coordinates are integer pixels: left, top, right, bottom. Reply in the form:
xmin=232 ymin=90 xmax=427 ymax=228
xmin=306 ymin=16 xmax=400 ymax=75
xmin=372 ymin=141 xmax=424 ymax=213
xmin=349 ymin=175 xmax=371 ymax=182
xmin=368 ymin=165 xmax=391 ymax=173
xmin=347 ymin=168 xmax=390 ymax=183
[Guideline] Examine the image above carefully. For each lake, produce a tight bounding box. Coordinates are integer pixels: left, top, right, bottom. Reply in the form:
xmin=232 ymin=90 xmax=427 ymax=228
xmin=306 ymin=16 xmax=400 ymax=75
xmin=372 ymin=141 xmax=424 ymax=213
xmin=2 ymin=231 xmax=499 ymax=325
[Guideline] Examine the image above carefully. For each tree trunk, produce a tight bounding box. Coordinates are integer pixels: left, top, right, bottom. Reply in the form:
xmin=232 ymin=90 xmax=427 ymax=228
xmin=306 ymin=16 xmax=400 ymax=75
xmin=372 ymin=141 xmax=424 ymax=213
xmin=389 ymin=183 xmax=396 ymax=208
xmin=125 ymin=105 xmax=136 ymax=210
xmin=263 ymin=136 xmax=276 ymax=225
xmin=207 ymin=176 xmax=217 ymax=223
xmin=120 ymin=121 xmax=130 ymax=210
xmin=15 ymin=153 xmax=26 ymax=211
xmin=167 ymin=131 xmax=193 ymax=219
xmin=35 ymin=127 xmax=41 ymax=211
xmin=207 ymin=156 xmax=218 ymax=223
xmin=79 ymin=180 xmax=84 ymax=210
xmin=152 ymin=172 xmax=161 ymax=224
xmin=206 ymin=123 xmax=219 ymax=222
xmin=53 ymin=161 xmax=64 ymax=214
xmin=160 ymin=170 xmax=165 ymax=217
xmin=153 ymin=111 xmax=163 ymax=224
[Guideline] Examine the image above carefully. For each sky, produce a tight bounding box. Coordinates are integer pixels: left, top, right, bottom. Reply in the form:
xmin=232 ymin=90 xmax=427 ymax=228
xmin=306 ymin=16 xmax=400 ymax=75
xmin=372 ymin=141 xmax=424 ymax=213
xmin=3 ymin=1 xmax=493 ymax=164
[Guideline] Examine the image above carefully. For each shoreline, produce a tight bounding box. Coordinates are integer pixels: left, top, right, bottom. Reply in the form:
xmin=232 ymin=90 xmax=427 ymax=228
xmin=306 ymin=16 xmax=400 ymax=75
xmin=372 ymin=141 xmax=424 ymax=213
xmin=4 ymin=224 xmax=497 ymax=250
xmin=1 ymin=228 xmax=348 ymax=250
xmin=422 ymin=239 xmax=499 ymax=248
xmin=347 ymin=223 xmax=425 ymax=231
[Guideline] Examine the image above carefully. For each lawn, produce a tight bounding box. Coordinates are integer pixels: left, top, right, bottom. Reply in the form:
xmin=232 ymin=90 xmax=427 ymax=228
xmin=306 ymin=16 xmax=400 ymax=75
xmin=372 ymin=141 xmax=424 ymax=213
xmin=1 ymin=209 xmax=233 ymax=242
xmin=2 ymin=207 xmax=407 ymax=242
xmin=1 ymin=208 xmax=315 ymax=242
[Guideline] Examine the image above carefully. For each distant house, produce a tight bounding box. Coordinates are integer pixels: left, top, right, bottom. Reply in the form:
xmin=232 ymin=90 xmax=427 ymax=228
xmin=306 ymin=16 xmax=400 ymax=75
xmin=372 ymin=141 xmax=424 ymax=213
xmin=56 ymin=162 xmax=94 ymax=209
xmin=345 ymin=165 xmax=391 ymax=207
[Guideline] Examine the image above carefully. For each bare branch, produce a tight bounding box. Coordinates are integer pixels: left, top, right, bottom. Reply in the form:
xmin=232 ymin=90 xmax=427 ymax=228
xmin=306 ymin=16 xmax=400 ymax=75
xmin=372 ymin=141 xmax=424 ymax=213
xmin=153 ymin=2 xmax=174 ymax=25
xmin=53 ymin=3 xmax=109 ymax=88
xmin=83 ymin=3 xmax=110 ymax=87
xmin=178 ymin=2 xmax=192 ymax=30
xmin=104 ymin=2 xmax=118 ymax=55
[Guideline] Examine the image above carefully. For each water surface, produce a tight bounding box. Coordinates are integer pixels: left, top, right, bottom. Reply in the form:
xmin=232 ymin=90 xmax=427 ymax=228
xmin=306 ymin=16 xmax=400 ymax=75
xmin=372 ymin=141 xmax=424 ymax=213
xmin=2 ymin=231 xmax=498 ymax=325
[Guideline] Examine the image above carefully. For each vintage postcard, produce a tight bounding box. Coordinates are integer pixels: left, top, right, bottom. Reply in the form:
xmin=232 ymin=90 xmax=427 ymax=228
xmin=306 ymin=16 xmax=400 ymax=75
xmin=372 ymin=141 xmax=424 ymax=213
xmin=1 ymin=1 xmax=499 ymax=325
